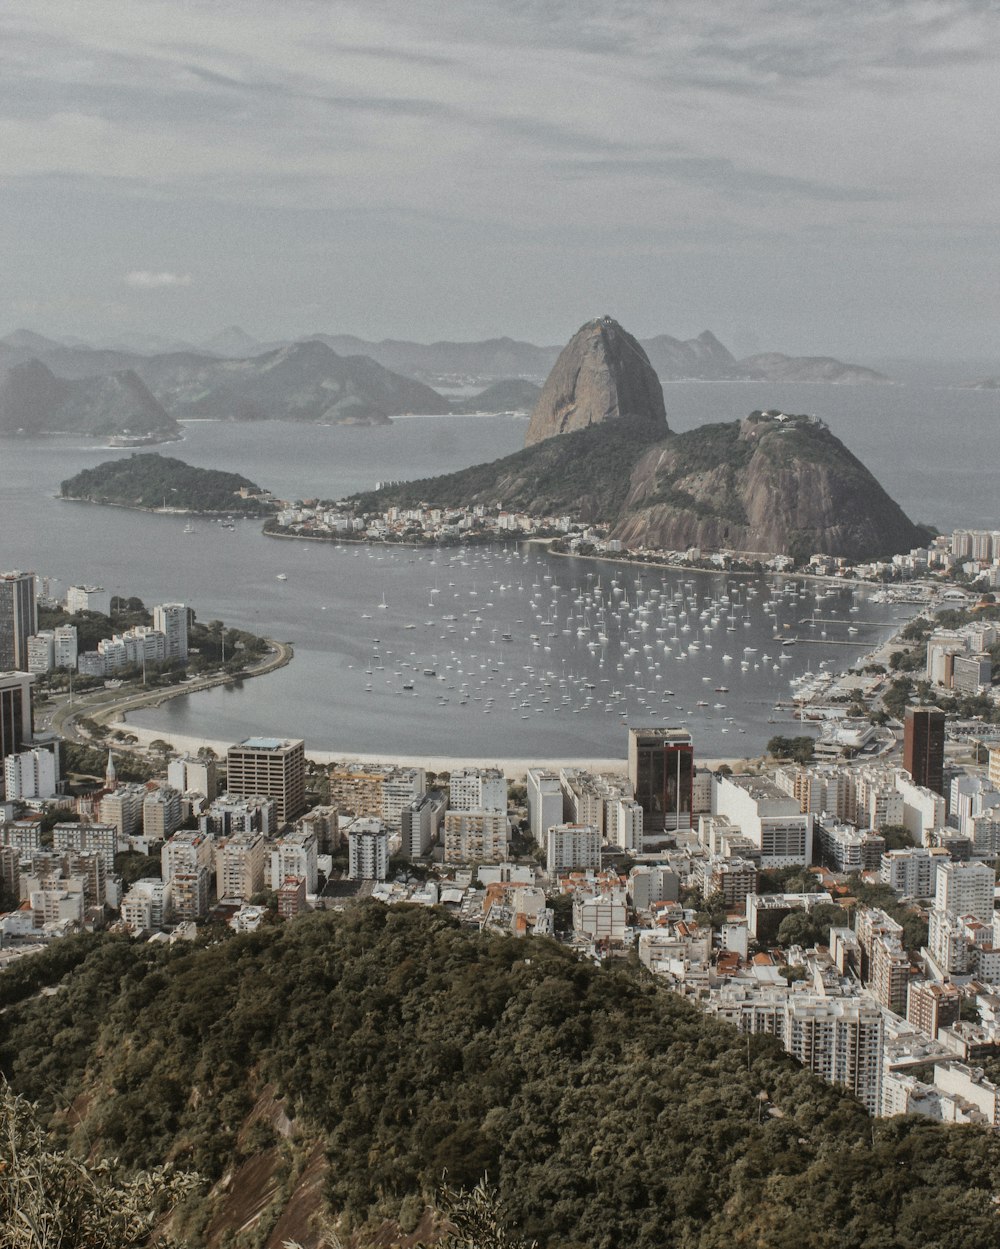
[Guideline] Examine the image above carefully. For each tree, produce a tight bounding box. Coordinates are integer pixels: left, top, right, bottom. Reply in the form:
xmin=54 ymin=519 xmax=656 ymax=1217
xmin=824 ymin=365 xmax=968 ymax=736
xmin=0 ymin=1082 xmax=198 ymax=1248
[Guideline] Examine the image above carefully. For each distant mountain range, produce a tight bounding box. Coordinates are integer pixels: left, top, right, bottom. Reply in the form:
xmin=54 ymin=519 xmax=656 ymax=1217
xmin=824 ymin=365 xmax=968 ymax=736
xmin=0 ymin=322 xmax=889 ymax=439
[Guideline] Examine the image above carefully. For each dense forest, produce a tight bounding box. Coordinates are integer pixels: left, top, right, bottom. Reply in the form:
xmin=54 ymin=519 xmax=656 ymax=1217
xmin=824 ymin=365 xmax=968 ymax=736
xmin=60 ymin=454 xmax=278 ymax=514
xmin=1 ymin=904 xmax=998 ymax=1249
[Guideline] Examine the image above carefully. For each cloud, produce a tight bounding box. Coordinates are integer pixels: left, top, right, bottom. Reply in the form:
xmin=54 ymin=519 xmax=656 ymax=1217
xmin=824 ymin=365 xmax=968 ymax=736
xmin=124 ymin=270 xmax=193 ymax=288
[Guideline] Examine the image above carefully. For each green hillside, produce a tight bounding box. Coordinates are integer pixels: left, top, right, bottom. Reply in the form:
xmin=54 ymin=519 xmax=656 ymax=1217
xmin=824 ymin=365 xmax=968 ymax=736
xmin=60 ymin=454 xmax=277 ymax=514
xmin=1 ymin=906 xmax=998 ymax=1248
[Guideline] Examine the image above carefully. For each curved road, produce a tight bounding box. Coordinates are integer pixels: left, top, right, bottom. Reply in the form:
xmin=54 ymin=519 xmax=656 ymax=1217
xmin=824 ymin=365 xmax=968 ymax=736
xmin=47 ymin=640 xmax=293 ymax=748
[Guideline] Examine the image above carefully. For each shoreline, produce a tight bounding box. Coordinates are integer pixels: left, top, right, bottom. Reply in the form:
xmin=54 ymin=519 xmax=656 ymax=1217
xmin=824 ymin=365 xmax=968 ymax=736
xmin=59 ymin=495 xmax=274 ymax=519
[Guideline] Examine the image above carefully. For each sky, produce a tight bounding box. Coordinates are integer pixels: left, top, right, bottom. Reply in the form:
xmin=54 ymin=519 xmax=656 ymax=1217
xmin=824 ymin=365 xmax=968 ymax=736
xmin=1 ymin=0 xmax=998 ymax=358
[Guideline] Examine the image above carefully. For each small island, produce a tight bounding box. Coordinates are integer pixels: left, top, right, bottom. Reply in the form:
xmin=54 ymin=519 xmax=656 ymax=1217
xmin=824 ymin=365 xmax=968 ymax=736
xmin=59 ymin=453 xmax=279 ymax=515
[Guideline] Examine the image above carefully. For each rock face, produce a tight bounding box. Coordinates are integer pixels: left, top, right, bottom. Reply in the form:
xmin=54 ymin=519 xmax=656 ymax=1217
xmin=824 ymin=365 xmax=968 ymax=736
xmin=642 ymin=330 xmax=736 ymax=380
xmin=614 ymin=412 xmax=924 ymax=561
xmin=525 ymin=317 xmax=668 ymax=446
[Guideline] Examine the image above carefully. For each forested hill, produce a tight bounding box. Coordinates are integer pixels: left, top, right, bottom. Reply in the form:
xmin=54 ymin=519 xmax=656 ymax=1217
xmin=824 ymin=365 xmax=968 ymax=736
xmin=2 ymin=905 xmax=999 ymax=1249
xmin=60 ymin=453 xmax=278 ymax=514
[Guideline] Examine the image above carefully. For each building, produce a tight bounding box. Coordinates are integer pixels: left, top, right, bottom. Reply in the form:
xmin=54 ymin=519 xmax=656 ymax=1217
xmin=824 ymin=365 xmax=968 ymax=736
xmin=162 ymin=830 xmax=215 ymax=882
xmin=782 ymin=995 xmax=884 ymax=1115
xmin=26 ymin=632 xmax=54 ymax=674
xmin=152 ymin=603 xmax=188 ymax=661
xmin=168 ymin=868 xmax=211 ymax=921
xmin=443 ymin=809 xmax=508 ymax=864
xmin=226 ymin=737 xmax=305 ymax=825
xmin=52 ymin=822 xmax=119 ymax=872
xmin=167 ymin=755 xmax=218 ymax=801
xmin=3 ymin=746 xmax=58 ymax=800
xmin=816 ymin=819 xmax=884 ymax=874
xmin=65 ymin=585 xmax=110 ymax=616
xmin=449 ymin=766 xmax=506 ymax=813
xmin=120 ymin=878 xmax=169 ymax=932
xmin=277 ymin=875 xmax=308 ymax=919
xmin=907 ymin=980 xmax=961 ymax=1038
xmin=546 ymin=823 xmax=601 ymax=875
xmin=627 ymin=727 xmax=694 ymax=833
xmin=0 ymin=572 xmax=37 ymax=672
xmin=380 ymin=768 xmax=427 ymax=829
xmin=98 ymin=784 xmax=146 ymax=840
xmin=400 ymin=791 xmax=446 ymax=859
xmin=895 ymin=773 xmax=946 ymax=844
xmin=270 ymin=829 xmax=318 ymax=892
xmin=0 ymin=671 xmax=33 ymax=764
xmin=934 ymin=860 xmax=995 ymax=923
xmin=881 ymin=846 xmax=949 ymax=900
xmin=215 ymin=831 xmax=267 ymax=901
xmin=713 ymin=773 xmax=813 ymax=867
xmin=53 ymin=625 xmax=78 ymax=670
xmin=142 ymin=786 xmax=183 ymax=841
xmin=903 ymin=707 xmax=946 ymax=797
xmin=606 ymin=798 xmax=643 ymax=853
xmin=527 ymin=768 xmax=564 ymax=848
xmin=346 ymin=818 xmax=389 ymax=881
xmin=953 ymin=653 xmax=992 ymax=696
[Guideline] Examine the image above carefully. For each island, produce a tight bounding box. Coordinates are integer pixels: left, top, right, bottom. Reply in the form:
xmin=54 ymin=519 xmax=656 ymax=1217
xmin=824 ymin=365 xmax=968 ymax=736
xmin=59 ymin=453 xmax=279 ymax=515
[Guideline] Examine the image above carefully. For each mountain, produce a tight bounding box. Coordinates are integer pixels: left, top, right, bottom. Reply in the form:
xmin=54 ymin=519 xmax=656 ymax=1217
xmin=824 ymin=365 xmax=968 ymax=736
xmin=449 ymin=378 xmax=541 ymax=413
xmin=3 ymin=907 xmax=997 ymax=1249
xmin=199 ymin=326 xmax=268 ymax=358
xmin=125 ymin=340 xmax=449 ymax=423
xmin=0 ymin=359 xmax=179 ymax=439
xmin=525 ymin=316 xmax=669 ymax=446
xmin=642 ymin=329 xmax=737 ymax=379
xmin=362 ymin=405 xmax=924 ymax=562
xmin=615 ymin=411 xmax=924 ymax=561
xmin=309 ymin=333 xmax=560 ymax=382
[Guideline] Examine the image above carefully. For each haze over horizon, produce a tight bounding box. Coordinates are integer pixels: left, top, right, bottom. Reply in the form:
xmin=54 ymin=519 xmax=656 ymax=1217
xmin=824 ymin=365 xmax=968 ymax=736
xmin=2 ymin=1 xmax=998 ymax=360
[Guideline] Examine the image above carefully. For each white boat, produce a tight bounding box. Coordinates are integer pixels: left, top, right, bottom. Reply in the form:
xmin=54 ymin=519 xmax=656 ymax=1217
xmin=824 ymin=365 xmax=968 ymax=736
xmin=275 ymin=573 xmax=287 ymax=581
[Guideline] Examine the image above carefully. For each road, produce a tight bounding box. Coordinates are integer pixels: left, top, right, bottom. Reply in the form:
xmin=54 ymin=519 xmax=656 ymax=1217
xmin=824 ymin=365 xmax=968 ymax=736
xmin=46 ymin=639 xmax=293 ymax=748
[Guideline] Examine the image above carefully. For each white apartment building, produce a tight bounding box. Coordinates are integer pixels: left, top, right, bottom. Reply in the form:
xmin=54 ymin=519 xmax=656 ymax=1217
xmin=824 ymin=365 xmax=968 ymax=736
xmin=573 ymin=892 xmax=627 ymax=943
xmin=120 ymin=878 xmax=169 ymax=932
xmin=380 ymin=768 xmax=427 ymax=829
xmin=4 ymin=747 xmax=57 ymax=801
xmin=346 ymin=818 xmax=389 ymax=881
xmin=934 ymin=860 xmax=995 ymax=923
xmin=606 ymin=798 xmax=643 ymax=853
xmin=443 ymin=809 xmax=508 ymax=863
xmin=449 ymin=766 xmax=506 ymax=813
xmin=26 ymin=632 xmax=54 ymax=674
xmin=167 ymin=755 xmax=219 ymax=801
xmin=895 ymin=774 xmax=946 ymax=844
xmin=270 ymin=828 xmax=318 ymax=892
xmin=66 ymin=585 xmax=110 ymax=616
xmin=881 ymin=846 xmax=950 ymax=900
xmin=527 ymin=768 xmax=563 ymax=848
xmin=162 ymin=830 xmax=215 ymax=882
xmin=713 ymin=774 xmax=813 ymax=867
xmin=98 ymin=784 xmax=146 ymax=839
xmin=152 ymin=603 xmax=188 ymax=661
xmin=546 ymin=823 xmax=601 ymax=875
xmin=52 ymin=822 xmax=119 ymax=873
xmin=782 ymin=995 xmax=884 ymax=1116
xmin=53 ymin=625 xmax=77 ymax=670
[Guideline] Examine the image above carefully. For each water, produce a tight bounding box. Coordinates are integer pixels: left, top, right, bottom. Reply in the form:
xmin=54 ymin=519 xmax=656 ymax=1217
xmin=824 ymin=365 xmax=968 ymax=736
xmin=1 ymin=380 xmax=993 ymax=759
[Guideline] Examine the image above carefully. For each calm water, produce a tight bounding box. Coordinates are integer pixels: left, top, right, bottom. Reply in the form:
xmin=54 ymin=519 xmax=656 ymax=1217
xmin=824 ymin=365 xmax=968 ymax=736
xmin=1 ymin=380 xmax=994 ymax=759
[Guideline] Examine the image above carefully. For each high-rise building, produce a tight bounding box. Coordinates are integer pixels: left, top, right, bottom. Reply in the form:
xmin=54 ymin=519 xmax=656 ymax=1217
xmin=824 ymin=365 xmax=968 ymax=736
xmin=226 ymin=737 xmax=305 ymax=825
xmin=546 ymin=823 xmax=601 ymax=875
xmin=0 ymin=671 xmax=33 ymax=764
xmin=442 ymin=809 xmax=508 ymax=863
xmin=627 ymin=727 xmax=694 ymax=833
xmin=934 ymin=859 xmax=995 ymax=923
xmin=448 ymin=766 xmax=506 ymax=813
xmin=26 ymin=632 xmax=54 ymax=674
xmin=527 ymin=768 xmax=564 ymax=848
xmin=3 ymin=747 xmax=57 ymax=800
xmin=65 ymin=585 xmax=111 ymax=616
xmin=400 ymin=792 xmax=446 ymax=858
xmin=0 ymin=572 xmax=37 ymax=672
xmin=216 ymin=831 xmax=267 ymax=901
xmin=152 ymin=603 xmax=189 ymax=662
xmin=346 ymin=818 xmax=389 ymax=880
xmin=53 ymin=625 xmax=78 ymax=670
xmin=903 ymin=707 xmax=946 ymax=796
xmin=782 ymin=995 xmax=884 ymax=1115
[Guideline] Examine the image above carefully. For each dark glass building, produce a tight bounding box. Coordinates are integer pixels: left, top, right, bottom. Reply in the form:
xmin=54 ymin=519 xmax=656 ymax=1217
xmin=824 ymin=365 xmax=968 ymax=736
xmin=903 ymin=706 xmax=945 ymax=796
xmin=628 ymin=727 xmax=694 ymax=832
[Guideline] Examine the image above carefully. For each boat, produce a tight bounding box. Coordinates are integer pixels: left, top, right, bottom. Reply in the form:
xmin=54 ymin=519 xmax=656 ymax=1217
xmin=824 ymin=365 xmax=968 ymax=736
xmin=275 ymin=573 xmax=287 ymax=581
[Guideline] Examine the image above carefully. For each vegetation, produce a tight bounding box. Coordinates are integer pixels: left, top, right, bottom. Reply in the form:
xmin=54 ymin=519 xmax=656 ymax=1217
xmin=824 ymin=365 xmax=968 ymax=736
xmin=60 ymin=454 xmax=277 ymax=514
xmin=0 ymin=1082 xmax=198 ymax=1249
xmin=2 ymin=906 xmax=999 ymax=1248
xmin=350 ymin=416 xmax=664 ymax=521
xmin=766 ymin=734 xmax=817 ymax=763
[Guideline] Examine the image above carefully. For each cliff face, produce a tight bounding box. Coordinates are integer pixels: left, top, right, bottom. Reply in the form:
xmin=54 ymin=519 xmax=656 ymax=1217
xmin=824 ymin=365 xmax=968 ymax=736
xmin=525 ymin=316 xmax=668 ymax=445
xmin=615 ymin=414 xmax=924 ymax=561
xmin=0 ymin=359 xmax=177 ymax=437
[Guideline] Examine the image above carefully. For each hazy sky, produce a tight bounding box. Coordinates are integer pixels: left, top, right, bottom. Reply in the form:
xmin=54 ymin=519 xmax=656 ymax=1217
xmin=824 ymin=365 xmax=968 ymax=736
xmin=2 ymin=0 xmax=998 ymax=357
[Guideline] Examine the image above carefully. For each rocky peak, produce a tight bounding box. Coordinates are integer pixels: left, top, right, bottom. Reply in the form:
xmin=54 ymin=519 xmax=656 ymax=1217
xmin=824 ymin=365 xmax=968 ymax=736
xmin=525 ymin=316 xmax=668 ymax=446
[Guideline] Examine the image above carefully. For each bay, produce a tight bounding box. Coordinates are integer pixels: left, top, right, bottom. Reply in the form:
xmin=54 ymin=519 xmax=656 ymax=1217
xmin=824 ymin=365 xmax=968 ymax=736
xmin=0 ymin=379 xmax=994 ymax=760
